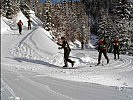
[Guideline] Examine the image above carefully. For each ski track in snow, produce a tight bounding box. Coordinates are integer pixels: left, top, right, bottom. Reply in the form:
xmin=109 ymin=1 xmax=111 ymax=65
xmin=2 ymin=67 xmax=76 ymax=100
xmin=4 ymin=27 xmax=133 ymax=87
xmin=1 ymin=25 xmax=133 ymax=99
xmin=1 ymin=78 xmax=22 ymax=100
xmin=4 ymin=27 xmax=133 ymax=81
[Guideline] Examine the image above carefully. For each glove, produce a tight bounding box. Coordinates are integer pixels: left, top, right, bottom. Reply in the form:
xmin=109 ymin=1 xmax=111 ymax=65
xmin=58 ymin=47 xmax=62 ymax=49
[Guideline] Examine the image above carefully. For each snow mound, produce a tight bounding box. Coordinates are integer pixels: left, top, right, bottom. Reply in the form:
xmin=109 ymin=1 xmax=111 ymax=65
xmin=1 ymin=17 xmax=12 ymax=34
xmin=27 ymin=27 xmax=59 ymax=57
xmin=29 ymin=10 xmax=43 ymax=26
xmin=15 ymin=10 xmax=43 ymax=27
xmin=70 ymin=40 xmax=81 ymax=48
xmin=13 ymin=10 xmax=42 ymax=30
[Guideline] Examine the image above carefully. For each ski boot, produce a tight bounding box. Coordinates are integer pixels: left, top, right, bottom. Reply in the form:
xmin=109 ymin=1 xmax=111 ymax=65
xmin=71 ymin=61 xmax=75 ymax=67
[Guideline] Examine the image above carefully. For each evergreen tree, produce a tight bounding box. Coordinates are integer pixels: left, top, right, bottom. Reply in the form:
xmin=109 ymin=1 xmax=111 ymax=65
xmin=83 ymin=0 xmax=133 ymax=55
xmin=20 ymin=0 xmax=31 ymax=18
xmin=43 ymin=0 xmax=52 ymax=31
xmin=110 ymin=0 xmax=133 ymax=54
xmin=2 ymin=0 xmax=13 ymax=19
xmin=42 ymin=1 xmax=90 ymax=43
xmin=1 ymin=0 xmax=20 ymax=19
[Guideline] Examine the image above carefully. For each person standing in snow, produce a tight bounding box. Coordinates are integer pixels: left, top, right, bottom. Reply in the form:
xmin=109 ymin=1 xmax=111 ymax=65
xmin=112 ymin=36 xmax=120 ymax=59
xmin=81 ymin=40 xmax=84 ymax=50
xmin=97 ymin=37 xmax=109 ymax=65
xmin=57 ymin=37 xmax=75 ymax=67
xmin=27 ymin=18 xmax=32 ymax=30
xmin=17 ymin=20 xmax=23 ymax=34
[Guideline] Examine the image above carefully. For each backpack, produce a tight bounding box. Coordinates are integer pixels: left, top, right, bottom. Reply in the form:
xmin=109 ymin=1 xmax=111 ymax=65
xmin=18 ymin=22 xmax=22 ymax=26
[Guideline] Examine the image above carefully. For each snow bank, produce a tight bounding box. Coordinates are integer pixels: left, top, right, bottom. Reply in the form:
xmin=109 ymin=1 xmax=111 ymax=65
xmin=1 ymin=11 xmax=28 ymax=32
xmin=1 ymin=17 xmax=12 ymax=34
xmin=29 ymin=10 xmax=43 ymax=26
xmin=70 ymin=40 xmax=81 ymax=49
xmin=1 ymin=79 xmax=21 ymax=100
xmin=28 ymin=27 xmax=59 ymax=57
xmin=15 ymin=11 xmax=28 ymax=28
xmin=15 ymin=10 xmax=42 ymax=28
xmin=70 ymin=39 xmax=96 ymax=49
xmin=1 ymin=10 xmax=43 ymax=34
xmin=87 ymin=42 xmax=95 ymax=48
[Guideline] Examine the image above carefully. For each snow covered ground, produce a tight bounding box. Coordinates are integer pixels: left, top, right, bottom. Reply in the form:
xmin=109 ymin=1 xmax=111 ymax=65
xmin=1 ymin=12 xmax=133 ymax=100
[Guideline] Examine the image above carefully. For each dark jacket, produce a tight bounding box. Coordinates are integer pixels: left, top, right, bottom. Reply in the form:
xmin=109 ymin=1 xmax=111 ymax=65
xmin=57 ymin=40 xmax=71 ymax=51
xmin=27 ymin=19 xmax=32 ymax=25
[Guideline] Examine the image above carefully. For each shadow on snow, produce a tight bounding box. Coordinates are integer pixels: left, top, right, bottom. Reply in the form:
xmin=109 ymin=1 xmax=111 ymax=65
xmin=6 ymin=57 xmax=61 ymax=68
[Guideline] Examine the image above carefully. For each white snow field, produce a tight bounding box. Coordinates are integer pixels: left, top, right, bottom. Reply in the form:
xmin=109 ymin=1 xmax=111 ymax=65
xmin=1 ymin=12 xmax=133 ymax=100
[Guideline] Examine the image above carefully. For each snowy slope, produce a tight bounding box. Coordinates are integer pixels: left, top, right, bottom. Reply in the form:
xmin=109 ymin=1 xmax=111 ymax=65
xmin=1 ymin=11 xmax=133 ymax=100
xmin=23 ymin=27 xmax=59 ymax=57
xmin=1 ymin=16 xmax=12 ymax=34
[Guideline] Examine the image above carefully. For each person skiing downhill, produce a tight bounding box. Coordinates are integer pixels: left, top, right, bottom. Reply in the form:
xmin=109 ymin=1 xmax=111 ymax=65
xmin=97 ymin=37 xmax=109 ymax=65
xmin=57 ymin=37 xmax=75 ymax=67
xmin=27 ymin=18 xmax=32 ymax=30
xmin=112 ymin=36 xmax=120 ymax=59
xmin=17 ymin=20 xmax=23 ymax=34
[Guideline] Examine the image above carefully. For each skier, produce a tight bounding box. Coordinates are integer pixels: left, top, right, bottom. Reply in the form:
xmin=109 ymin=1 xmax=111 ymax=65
xmin=81 ymin=40 xmax=84 ymax=50
xmin=57 ymin=37 xmax=75 ymax=67
xmin=27 ymin=18 xmax=32 ymax=30
xmin=112 ymin=36 xmax=120 ymax=59
xmin=97 ymin=37 xmax=109 ymax=65
xmin=17 ymin=20 xmax=23 ymax=34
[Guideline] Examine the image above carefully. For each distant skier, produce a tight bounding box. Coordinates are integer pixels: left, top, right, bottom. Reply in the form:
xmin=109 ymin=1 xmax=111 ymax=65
xmin=81 ymin=40 xmax=84 ymax=50
xmin=27 ymin=18 xmax=32 ymax=30
xmin=17 ymin=20 xmax=23 ymax=34
xmin=97 ymin=37 xmax=109 ymax=65
xmin=57 ymin=37 xmax=75 ymax=67
xmin=112 ymin=36 xmax=120 ymax=59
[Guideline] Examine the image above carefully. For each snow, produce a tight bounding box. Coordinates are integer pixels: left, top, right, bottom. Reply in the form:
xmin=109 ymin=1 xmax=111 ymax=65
xmin=29 ymin=10 xmax=43 ymax=26
xmin=26 ymin=27 xmax=59 ymax=56
xmin=1 ymin=11 xmax=133 ymax=100
xmin=1 ymin=16 xmax=12 ymax=34
xmin=15 ymin=11 xmax=29 ymax=27
xmin=15 ymin=11 xmax=43 ymax=28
